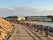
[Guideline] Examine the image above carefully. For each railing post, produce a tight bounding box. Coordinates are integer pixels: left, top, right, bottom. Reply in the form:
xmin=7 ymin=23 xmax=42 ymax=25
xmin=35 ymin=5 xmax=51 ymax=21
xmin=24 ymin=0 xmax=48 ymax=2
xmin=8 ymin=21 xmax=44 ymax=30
xmin=33 ymin=24 xmax=36 ymax=30
xmin=32 ymin=24 xmax=36 ymax=31
xmin=36 ymin=25 xmax=39 ymax=32
xmin=45 ymin=26 xmax=49 ymax=37
xmin=40 ymin=25 xmax=43 ymax=34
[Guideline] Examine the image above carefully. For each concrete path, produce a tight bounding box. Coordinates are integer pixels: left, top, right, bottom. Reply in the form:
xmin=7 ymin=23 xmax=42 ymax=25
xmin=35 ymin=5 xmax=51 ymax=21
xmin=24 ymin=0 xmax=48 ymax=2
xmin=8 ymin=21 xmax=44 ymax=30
xmin=9 ymin=23 xmax=34 ymax=40
xmin=9 ymin=23 xmax=53 ymax=40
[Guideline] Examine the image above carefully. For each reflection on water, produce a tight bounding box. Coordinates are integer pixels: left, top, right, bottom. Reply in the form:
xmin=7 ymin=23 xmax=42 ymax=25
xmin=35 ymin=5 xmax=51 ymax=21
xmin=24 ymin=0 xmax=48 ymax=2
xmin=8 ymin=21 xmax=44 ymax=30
xmin=37 ymin=22 xmax=53 ymax=28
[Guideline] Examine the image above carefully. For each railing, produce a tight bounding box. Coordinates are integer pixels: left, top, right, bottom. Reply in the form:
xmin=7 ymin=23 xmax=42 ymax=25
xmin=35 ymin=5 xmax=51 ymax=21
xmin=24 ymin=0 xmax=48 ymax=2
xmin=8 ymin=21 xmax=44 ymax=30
xmin=19 ymin=22 xmax=53 ymax=37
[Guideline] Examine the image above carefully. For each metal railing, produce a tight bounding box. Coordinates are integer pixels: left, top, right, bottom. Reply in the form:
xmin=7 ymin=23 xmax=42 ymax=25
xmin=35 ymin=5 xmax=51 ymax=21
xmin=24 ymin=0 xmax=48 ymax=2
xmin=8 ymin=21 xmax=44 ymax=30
xmin=19 ymin=22 xmax=53 ymax=37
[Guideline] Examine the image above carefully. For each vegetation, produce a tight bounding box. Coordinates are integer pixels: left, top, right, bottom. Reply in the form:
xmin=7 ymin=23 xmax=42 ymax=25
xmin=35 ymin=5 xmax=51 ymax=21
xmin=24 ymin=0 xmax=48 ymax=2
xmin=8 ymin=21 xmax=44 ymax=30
xmin=47 ymin=15 xmax=53 ymax=21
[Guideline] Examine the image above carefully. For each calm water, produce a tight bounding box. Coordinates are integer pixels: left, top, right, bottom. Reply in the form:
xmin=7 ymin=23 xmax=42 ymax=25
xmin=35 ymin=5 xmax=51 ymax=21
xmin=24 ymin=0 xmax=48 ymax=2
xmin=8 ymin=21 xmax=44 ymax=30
xmin=37 ymin=22 xmax=53 ymax=28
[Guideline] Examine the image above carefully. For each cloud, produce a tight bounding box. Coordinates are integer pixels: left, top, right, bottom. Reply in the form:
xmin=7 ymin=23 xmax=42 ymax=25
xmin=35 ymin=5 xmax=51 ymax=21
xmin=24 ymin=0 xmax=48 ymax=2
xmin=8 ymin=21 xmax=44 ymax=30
xmin=0 ymin=7 xmax=53 ymax=17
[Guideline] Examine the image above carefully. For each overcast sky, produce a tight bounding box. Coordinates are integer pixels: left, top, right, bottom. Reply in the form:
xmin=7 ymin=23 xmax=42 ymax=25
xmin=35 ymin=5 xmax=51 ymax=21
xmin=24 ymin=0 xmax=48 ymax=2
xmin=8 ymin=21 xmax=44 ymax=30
xmin=0 ymin=0 xmax=53 ymax=10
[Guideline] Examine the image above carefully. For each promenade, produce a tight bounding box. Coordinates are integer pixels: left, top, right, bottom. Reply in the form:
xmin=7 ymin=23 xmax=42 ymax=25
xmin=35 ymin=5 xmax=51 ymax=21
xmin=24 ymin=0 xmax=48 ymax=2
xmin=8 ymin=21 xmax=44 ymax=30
xmin=9 ymin=22 xmax=53 ymax=40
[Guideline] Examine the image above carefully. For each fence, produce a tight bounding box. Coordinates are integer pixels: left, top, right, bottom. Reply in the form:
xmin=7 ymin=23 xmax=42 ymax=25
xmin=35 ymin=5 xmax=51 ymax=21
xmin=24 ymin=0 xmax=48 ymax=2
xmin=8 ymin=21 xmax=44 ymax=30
xmin=19 ymin=22 xmax=53 ymax=37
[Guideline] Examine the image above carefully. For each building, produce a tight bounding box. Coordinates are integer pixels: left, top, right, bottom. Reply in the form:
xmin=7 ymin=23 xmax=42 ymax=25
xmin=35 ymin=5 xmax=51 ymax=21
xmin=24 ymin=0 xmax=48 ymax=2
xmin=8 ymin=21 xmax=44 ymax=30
xmin=18 ymin=16 xmax=25 ymax=21
xmin=26 ymin=16 xmax=52 ymax=21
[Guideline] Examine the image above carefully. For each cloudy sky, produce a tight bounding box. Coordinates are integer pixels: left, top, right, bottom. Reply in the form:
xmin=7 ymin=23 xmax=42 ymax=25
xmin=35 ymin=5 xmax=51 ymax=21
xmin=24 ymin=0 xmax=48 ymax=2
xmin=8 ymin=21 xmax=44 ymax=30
xmin=0 ymin=0 xmax=53 ymax=17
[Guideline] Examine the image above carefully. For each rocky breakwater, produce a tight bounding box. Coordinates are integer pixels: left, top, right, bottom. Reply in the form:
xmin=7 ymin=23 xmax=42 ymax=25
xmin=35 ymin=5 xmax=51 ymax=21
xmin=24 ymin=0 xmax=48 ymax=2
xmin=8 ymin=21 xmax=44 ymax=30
xmin=0 ymin=17 xmax=15 ymax=40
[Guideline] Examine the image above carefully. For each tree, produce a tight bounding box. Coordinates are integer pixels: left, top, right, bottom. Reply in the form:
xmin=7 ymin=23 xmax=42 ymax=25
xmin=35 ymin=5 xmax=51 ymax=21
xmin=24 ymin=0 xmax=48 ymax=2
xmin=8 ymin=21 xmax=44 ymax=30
xmin=47 ymin=15 xmax=53 ymax=21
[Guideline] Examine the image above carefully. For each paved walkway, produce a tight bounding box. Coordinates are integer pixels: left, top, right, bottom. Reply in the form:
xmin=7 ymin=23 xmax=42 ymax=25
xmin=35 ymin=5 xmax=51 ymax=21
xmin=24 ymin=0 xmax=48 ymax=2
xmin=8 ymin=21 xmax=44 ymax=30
xmin=9 ymin=24 xmax=33 ymax=40
xmin=9 ymin=23 xmax=53 ymax=40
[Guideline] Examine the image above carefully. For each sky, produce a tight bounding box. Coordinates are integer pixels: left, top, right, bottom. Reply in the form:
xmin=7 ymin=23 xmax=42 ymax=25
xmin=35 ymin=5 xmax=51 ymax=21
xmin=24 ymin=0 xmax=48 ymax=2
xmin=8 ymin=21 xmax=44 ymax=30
xmin=0 ymin=0 xmax=53 ymax=10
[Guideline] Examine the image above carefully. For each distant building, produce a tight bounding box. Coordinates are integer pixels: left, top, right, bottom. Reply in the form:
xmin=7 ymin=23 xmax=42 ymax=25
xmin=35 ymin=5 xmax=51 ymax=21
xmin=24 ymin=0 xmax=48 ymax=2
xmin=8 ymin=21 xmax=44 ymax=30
xmin=26 ymin=16 xmax=52 ymax=21
xmin=18 ymin=16 xmax=25 ymax=21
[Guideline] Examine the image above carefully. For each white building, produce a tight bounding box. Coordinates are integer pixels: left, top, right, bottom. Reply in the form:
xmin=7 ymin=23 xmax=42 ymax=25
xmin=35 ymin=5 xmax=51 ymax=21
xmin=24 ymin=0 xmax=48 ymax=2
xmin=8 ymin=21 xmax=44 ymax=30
xmin=18 ymin=16 xmax=25 ymax=21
